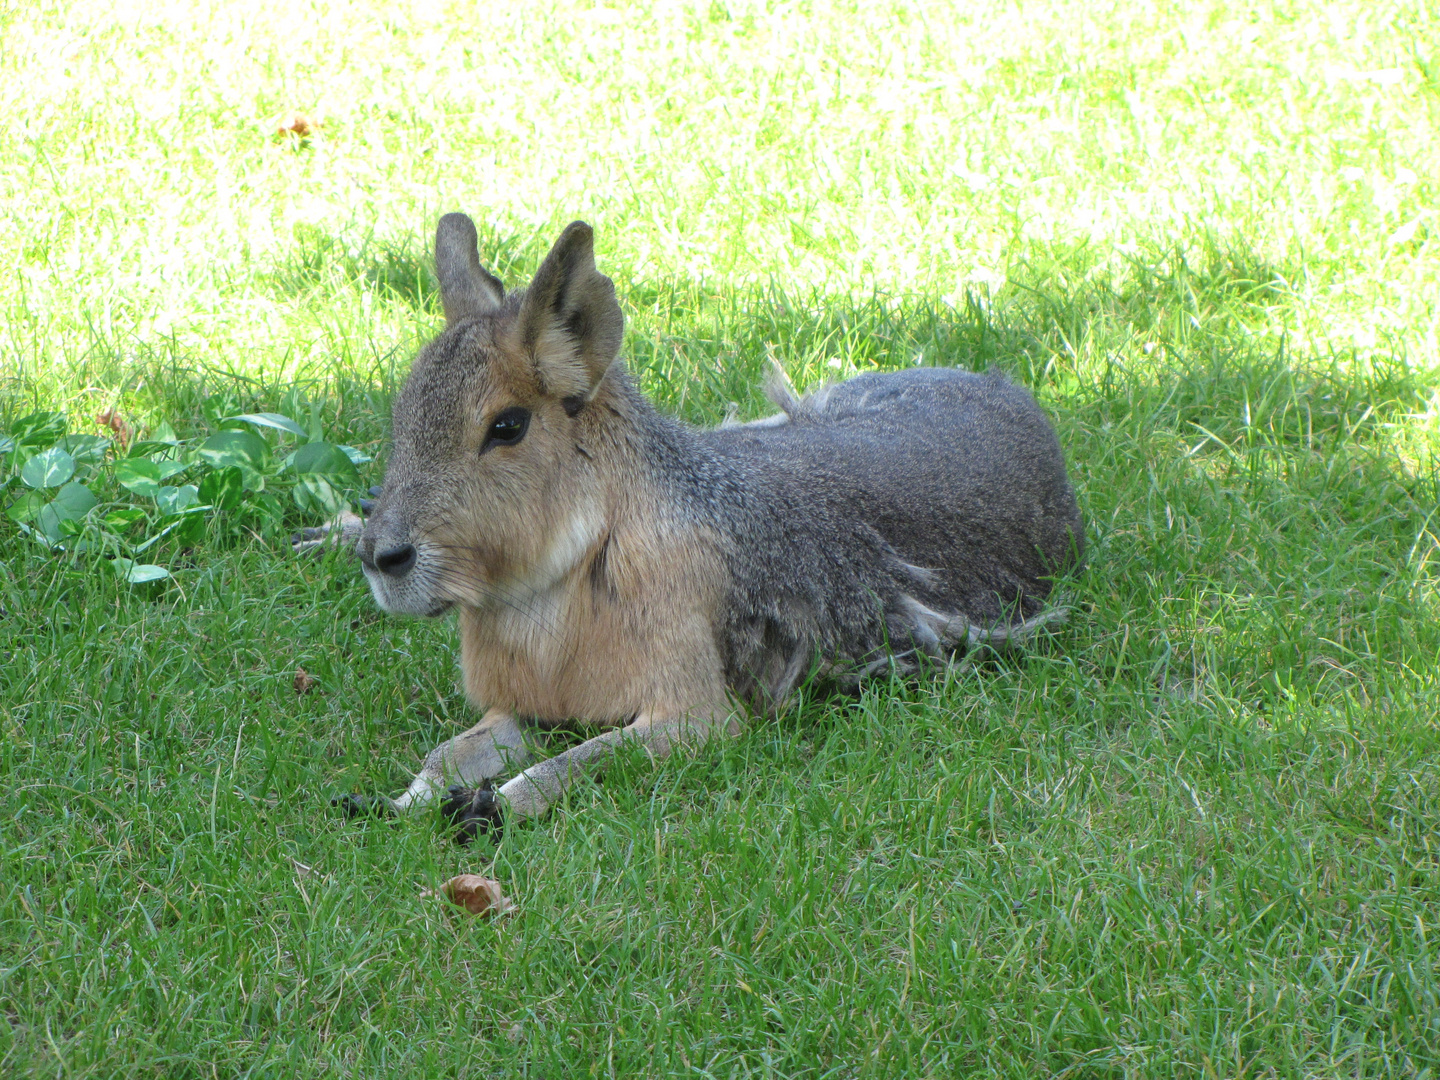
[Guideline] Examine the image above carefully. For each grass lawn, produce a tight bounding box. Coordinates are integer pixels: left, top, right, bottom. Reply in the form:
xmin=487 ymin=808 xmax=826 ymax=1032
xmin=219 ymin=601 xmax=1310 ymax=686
xmin=3 ymin=0 xmax=1439 ymax=1075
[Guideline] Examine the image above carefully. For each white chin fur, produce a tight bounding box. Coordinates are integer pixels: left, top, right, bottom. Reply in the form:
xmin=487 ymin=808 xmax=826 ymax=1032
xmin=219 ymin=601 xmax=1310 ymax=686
xmin=363 ymin=507 xmax=602 ymax=620
xmin=364 ymin=567 xmax=444 ymax=617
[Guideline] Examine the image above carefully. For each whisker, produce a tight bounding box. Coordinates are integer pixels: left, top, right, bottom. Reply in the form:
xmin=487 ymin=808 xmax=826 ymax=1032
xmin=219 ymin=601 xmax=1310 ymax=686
xmin=419 ymin=542 xmax=599 ymax=673
xmin=431 ymin=564 xmax=568 ymax=645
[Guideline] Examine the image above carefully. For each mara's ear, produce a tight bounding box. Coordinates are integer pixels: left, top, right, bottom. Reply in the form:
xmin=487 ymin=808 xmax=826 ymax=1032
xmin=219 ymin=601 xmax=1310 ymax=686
xmin=516 ymin=221 xmax=623 ymax=402
xmin=435 ymin=212 xmax=505 ymax=324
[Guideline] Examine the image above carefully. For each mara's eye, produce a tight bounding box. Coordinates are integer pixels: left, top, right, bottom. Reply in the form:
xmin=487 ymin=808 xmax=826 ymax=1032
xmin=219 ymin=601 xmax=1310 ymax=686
xmin=483 ymin=406 xmax=530 ymax=451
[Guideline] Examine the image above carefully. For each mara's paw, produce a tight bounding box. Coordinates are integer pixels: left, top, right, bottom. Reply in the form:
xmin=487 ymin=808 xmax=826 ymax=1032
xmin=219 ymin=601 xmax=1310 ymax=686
xmin=293 ymin=526 xmax=337 ymax=556
xmin=332 ymin=792 xmax=395 ymax=820
xmin=292 ymin=517 xmax=361 ymax=557
xmin=291 ymin=488 xmax=382 ymax=556
xmin=441 ymin=782 xmax=504 ymax=845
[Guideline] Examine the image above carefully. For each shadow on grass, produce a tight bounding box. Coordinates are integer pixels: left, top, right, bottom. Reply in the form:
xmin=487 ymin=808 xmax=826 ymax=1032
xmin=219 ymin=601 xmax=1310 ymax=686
xmin=255 ymin=220 xmax=546 ymax=315
xmin=4 ymin=232 xmax=1440 ymax=1077
xmin=4 ymin=229 xmax=1438 ymax=712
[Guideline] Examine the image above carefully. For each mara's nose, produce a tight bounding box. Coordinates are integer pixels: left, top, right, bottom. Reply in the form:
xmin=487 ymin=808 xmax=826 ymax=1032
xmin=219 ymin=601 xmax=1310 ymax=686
xmin=373 ymin=543 xmax=417 ymax=578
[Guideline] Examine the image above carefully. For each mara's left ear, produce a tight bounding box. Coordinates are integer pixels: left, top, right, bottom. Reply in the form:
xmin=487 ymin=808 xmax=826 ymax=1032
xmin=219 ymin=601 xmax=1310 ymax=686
xmin=435 ymin=212 xmax=506 ymax=324
xmin=516 ymin=221 xmax=623 ymax=403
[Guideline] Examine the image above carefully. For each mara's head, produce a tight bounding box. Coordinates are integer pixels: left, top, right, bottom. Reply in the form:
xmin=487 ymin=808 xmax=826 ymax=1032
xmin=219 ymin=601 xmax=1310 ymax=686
xmin=359 ymin=213 xmax=624 ymax=617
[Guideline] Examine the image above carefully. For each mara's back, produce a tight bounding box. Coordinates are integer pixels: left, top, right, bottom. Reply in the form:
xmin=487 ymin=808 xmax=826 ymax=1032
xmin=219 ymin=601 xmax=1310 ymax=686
xmin=685 ymin=367 xmax=1083 ymax=699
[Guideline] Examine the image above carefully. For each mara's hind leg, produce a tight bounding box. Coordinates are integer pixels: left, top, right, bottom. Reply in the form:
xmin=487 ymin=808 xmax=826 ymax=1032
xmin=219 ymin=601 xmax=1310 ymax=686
xmin=496 ymin=706 xmax=736 ymax=821
xmin=292 ymin=486 xmax=382 ymax=556
xmin=292 ymin=510 xmax=365 ymax=556
xmin=334 ymin=709 xmax=532 ymax=819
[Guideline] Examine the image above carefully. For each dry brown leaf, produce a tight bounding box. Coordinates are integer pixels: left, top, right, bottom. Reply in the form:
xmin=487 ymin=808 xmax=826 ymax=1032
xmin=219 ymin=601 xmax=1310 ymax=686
xmin=273 ymin=111 xmax=317 ymax=139
xmin=433 ymin=875 xmax=515 ymax=917
xmin=95 ymin=407 xmax=133 ymax=449
xmin=293 ymin=667 xmax=317 ymax=694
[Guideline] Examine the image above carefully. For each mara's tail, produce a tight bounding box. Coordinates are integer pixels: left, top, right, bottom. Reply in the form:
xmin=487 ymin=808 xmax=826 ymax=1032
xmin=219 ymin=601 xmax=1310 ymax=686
xmin=719 ymin=360 xmax=834 ymax=429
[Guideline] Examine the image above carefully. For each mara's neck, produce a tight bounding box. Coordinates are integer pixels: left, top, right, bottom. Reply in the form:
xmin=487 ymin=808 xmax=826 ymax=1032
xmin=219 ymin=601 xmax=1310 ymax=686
xmin=583 ymin=363 xmax=737 ymax=533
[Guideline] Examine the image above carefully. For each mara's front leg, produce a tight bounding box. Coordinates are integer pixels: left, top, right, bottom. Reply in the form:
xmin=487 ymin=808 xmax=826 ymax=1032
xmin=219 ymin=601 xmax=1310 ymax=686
xmin=396 ymin=708 xmax=533 ymax=811
xmin=496 ymin=705 xmax=737 ymax=820
xmin=336 ymin=709 xmax=532 ymax=819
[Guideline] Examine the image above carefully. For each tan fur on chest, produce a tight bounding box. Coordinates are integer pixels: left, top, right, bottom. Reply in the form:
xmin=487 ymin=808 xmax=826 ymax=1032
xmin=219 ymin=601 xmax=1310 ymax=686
xmin=458 ymin=513 xmax=728 ymax=725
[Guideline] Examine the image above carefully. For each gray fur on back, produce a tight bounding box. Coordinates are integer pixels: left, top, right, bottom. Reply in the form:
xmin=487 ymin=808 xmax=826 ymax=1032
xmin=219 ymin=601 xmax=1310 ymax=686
xmin=624 ymin=366 xmax=1085 ymax=707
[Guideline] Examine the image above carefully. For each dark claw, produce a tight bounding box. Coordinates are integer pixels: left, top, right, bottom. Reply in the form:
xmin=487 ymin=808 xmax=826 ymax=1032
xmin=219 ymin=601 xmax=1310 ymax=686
xmin=332 ymin=793 xmax=394 ymax=820
xmin=440 ymin=781 xmax=504 ymax=845
xmin=358 ymin=486 xmax=383 ymax=516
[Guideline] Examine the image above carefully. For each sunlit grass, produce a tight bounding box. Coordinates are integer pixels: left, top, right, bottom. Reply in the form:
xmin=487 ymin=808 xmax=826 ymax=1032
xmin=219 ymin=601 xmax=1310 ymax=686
xmin=2 ymin=0 xmax=1436 ymax=391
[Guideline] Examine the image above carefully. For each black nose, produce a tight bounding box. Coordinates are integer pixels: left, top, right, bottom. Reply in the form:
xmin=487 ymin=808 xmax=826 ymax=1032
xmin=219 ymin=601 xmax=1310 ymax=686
xmin=374 ymin=543 xmax=417 ymax=578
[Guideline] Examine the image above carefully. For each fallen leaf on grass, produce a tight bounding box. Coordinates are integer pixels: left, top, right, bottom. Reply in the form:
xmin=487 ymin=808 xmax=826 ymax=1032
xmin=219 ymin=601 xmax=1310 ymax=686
xmin=272 ymin=111 xmax=318 ymax=139
xmin=293 ymin=667 xmax=317 ymax=694
xmin=427 ymin=875 xmax=516 ymax=917
xmin=96 ymin=407 xmax=133 ymax=449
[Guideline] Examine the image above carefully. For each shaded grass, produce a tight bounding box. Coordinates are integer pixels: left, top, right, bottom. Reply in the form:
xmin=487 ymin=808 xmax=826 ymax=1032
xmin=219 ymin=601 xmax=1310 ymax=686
xmin=3 ymin=231 xmax=1440 ymax=1075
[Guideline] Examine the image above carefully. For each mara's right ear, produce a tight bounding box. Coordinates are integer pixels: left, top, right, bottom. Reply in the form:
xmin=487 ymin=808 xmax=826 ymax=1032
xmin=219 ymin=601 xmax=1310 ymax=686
xmin=516 ymin=221 xmax=624 ymax=403
xmin=435 ymin=212 xmax=505 ymax=324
